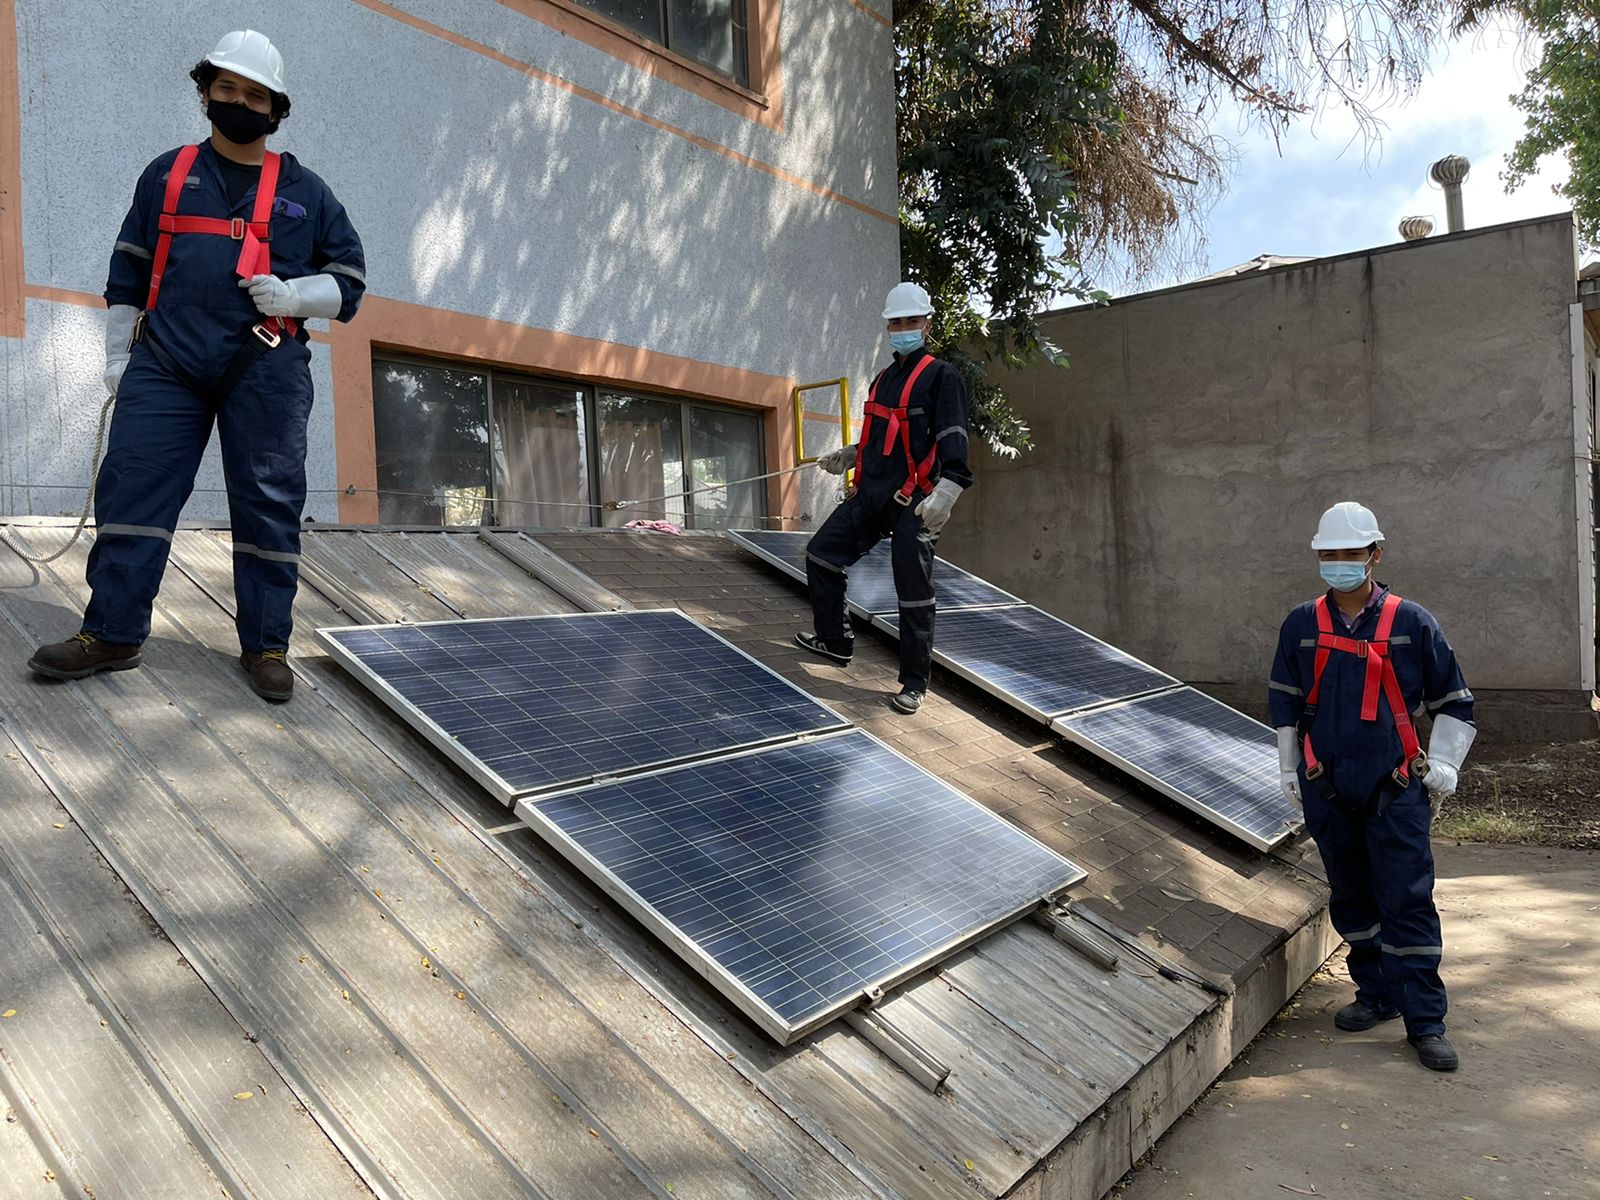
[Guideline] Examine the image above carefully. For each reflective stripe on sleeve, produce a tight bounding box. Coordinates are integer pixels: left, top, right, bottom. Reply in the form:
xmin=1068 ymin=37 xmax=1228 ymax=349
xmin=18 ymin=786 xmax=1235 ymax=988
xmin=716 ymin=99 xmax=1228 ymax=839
xmin=114 ymin=240 xmax=153 ymax=260
xmin=323 ymin=262 xmax=366 ymax=283
xmin=1269 ymin=680 xmax=1304 ymax=697
xmin=935 ymin=426 xmax=968 ymax=443
xmin=1427 ymin=689 xmax=1473 ymax=712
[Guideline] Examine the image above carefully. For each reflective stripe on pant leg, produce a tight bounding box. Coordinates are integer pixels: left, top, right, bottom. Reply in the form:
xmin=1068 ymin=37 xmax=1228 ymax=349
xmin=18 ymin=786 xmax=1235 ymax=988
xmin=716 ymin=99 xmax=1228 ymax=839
xmin=1300 ymin=787 xmax=1390 ymax=1009
xmin=804 ymin=497 xmax=872 ymax=649
xmin=890 ymin=504 xmax=936 ymax=691
xmin=82 ymin=349 xmax=214 ymax=645
xmin=1367 ymin=779 xmax=1447 ymax=1036
xmin=219 ymin=350 xmax=312 ymax=652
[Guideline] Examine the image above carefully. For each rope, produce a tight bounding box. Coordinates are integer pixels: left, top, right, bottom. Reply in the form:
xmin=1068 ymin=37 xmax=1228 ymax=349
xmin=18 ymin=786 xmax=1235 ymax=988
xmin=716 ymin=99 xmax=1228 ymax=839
xmin=0 ymin=452 xmax=825 ymax=562
xmin=0 ymin=391 xmax=118 ymax=565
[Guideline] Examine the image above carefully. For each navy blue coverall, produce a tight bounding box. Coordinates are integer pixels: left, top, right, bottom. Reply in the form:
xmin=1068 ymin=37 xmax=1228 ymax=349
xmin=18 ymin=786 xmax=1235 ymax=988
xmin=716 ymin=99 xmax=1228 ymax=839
xmin=89 ymin=142 xmax=365 ymax=652
xmin=1269 ymin=588 xmax=1474 ymax=1038
xmin=805 ymin=348 xmax=973 ymax=693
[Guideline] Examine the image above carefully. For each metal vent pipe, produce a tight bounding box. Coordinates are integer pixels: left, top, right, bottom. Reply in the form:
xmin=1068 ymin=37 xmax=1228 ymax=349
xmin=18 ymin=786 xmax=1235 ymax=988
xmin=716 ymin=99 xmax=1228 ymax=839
xmin=1429 ymin=155 xmax=1471 ymax=232
xmin=1399 ymin=216 xmax=1435 ymax=242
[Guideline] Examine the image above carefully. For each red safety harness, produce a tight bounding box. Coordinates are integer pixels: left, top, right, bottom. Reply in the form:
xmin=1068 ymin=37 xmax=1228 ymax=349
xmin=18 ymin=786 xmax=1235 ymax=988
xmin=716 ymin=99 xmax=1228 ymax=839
xmin=144 ymin=143 xmax=297 ymax=350
xmin=1301 ymin=592 xmax=1429 ymax=790
xmin=851 ymin=354 xmax=939 ymax=505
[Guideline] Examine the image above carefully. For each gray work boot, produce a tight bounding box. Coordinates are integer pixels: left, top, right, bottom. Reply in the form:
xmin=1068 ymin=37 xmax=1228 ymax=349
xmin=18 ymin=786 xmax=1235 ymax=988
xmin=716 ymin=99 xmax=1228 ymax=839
xmin=1334 ymin=1000 xmax=1402 ymax=1031
xmin=889 ymin=687 xmax=925 ymax=714
xmin=28 ymin=632 xmax=143 ymax=680
xmin=241 ymin=650 xmax=293 ymax=702
xmin=793 ymin=631 xmax=853 ymax=665
xmin=1411 ymin=1034 xmax=1460 ymax=1072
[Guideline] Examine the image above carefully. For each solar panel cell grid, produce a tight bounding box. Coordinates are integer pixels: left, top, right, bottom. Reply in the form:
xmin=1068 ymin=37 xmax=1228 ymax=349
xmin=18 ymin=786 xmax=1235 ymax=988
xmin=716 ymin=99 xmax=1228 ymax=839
xmin=522 ymin=730 xmax=1084 ymax=1041
xmin=318 ymin=612 xmax=847 ymax=802
xmin=1052 ymin=687 xmax=1298 ymax=850
xmin=878 ymin=605 xmax=1180 ymax=721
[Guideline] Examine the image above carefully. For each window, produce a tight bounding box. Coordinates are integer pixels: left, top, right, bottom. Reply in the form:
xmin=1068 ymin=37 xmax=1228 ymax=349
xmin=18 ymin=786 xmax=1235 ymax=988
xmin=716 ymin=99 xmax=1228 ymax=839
xmin=372 ymin=355 xmax=765 ymax=530
xmin=574 ymin=0 xmax=749 ymax=86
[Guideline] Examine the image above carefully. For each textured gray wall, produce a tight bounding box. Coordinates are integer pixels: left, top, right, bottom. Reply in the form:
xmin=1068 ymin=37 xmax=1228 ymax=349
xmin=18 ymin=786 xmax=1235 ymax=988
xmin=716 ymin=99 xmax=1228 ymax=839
xmin=3 ymin=0 xmax=898 ymax=522
xmin=938 ymin=215 xmax=1596 ymax=738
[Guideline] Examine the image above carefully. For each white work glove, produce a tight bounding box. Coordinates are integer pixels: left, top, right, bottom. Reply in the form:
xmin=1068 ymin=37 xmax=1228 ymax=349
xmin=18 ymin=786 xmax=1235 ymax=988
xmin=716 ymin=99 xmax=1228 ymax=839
xmin=1423 ymin=713 xmax=1476 ymax=807
xmin=914 ymin=477 xmax=963 ymax=535
xmin=239 ymin=273 xmax=344 ymax=319
xmin=103 ymin=304 xmax=140 ymax=397
xmin=815 ymin=443 xmax=856 ymax=475
xmin=1276 ymin=726 xmax=1302 ymax=806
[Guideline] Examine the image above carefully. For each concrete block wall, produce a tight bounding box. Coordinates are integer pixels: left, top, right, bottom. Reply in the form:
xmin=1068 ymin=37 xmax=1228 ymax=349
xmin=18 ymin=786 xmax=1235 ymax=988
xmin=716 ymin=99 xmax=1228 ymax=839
xmin=939 ymin=215 xmax=1598 ymax=741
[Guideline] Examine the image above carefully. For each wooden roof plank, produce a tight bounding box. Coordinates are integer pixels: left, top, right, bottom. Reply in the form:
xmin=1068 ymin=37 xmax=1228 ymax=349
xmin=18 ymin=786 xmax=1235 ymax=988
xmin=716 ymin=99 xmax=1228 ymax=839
xmin=0 ymin=837 xmax=227 ymax=1198
xmin=0 ymin=730 xmax=372 ymax=1200
xmin=0 ymin=549 xmax=557 ymax=1199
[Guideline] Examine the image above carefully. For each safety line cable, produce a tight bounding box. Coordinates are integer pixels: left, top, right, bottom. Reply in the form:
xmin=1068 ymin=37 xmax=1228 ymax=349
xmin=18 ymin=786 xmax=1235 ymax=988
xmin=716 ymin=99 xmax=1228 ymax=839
xmin=0 ymin=392 xmax=118 ymax=566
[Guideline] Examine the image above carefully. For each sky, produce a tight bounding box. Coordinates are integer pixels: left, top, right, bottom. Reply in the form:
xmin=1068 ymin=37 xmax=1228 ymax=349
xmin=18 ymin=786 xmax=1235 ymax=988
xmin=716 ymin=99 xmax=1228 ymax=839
xmin=1113 ymin=20 xmax=1577 ymax=295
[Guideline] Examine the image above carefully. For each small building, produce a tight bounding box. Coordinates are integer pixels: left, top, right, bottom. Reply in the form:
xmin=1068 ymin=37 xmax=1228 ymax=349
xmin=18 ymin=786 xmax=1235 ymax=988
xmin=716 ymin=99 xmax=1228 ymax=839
xmin=941 ymin=214 xmax=1600 ymax=742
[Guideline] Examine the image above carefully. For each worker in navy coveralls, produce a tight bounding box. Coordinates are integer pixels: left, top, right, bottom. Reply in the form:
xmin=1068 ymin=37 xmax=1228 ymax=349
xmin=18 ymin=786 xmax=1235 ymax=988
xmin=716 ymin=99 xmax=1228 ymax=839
xmin=794 ymin=282 xmax=973 ymax=715
xmin=27 ymin=30 xmax=365 ymax=702
xmin=1270 ymin=502 xmax=1476 ymax=1072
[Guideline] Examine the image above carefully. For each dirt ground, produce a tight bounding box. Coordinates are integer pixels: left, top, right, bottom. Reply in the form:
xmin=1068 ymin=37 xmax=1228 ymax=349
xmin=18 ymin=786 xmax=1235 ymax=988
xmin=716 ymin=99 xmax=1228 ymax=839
xmin=1440 ymin=739 xmax=1600 ymax=850
xmin=1111 ymin=841 xmax=1600 ymax=1200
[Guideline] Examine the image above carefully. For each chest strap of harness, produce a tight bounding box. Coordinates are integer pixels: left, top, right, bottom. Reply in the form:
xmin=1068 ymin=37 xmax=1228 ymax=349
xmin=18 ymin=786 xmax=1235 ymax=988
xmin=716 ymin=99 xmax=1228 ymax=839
xmin=1301 ymin=592 xmax=1428 ymax=789
xmin=851 ymin=354 xmax=940 ymax=505
xmin=144 ymin=144 xmax=298 ymax=351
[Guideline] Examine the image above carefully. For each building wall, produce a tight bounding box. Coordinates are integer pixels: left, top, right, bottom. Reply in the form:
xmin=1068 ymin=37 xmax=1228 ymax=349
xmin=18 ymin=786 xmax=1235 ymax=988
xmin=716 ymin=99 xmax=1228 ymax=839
xmin=0 ymin=0 xmax=897 ymax=526
xmin=939 ymin=215 xmax=1598 ymax=740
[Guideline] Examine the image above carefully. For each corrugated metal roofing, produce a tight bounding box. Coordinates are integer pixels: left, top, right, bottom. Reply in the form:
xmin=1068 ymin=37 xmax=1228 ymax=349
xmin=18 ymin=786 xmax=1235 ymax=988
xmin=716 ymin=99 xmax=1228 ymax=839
xmin=0 ymin=521 xmax=1331 ymax=1200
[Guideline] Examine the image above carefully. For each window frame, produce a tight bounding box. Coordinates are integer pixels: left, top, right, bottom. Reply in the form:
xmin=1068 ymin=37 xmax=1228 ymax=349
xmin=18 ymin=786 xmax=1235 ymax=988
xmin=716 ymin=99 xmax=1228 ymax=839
xmin=371 ymin=350 xmax=768 ymax=531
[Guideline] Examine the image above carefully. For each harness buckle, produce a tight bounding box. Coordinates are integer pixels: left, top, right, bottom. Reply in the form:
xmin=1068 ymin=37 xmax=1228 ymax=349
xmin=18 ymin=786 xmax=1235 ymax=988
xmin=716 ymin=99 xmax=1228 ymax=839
xmin=250 ymin=322 xmax=282 ymax=349
xmin=1304 ymin=761 xmax=1325 ymax=782
xmin=893 ymin=489 xmax=915 ymax=507
xmin=230 ymin=217 xmax=246 ymax=240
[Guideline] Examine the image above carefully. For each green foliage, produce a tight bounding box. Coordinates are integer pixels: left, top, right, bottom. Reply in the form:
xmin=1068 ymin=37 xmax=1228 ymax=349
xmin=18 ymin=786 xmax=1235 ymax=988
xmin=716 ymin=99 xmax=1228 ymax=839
xmin=895 ymin=0 xmax=1120 ymax=457
xmin=1458 ymin=0 xmax=1600 ymax=246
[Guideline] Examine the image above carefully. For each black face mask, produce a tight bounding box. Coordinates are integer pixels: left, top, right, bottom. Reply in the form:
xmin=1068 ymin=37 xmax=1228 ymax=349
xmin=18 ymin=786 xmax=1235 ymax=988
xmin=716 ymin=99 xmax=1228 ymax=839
xmin=207 ymin=100 xmax=274 ymax=145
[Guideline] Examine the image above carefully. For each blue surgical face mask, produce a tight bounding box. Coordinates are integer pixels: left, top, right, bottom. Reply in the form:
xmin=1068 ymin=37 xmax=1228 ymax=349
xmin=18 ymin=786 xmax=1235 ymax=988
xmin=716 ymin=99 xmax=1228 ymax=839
xmin=889 ymin=330 xmax=925 ymax=354
xmin=1319 ymin=556 xmax=1372 ymax=593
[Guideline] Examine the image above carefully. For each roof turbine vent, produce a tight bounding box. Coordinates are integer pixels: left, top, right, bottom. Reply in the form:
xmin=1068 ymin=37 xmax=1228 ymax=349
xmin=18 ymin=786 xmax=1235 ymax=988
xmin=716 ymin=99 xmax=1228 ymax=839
xmin=1399 ymin=216 xmax=1435 ymax=241
xmin=1428 ymin=155 xmax=1471 ymax=232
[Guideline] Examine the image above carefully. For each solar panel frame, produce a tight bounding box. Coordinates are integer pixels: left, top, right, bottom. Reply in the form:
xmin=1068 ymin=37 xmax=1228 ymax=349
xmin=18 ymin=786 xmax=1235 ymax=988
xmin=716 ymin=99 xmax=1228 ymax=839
xmin=515 ymin=729 xmax=1086 ymax=1043
xmin=316 ymin=611 xmax=851 ymax=806
xmin=726 ymin=528 xmax=1026 ymax=615
xmin=874 ymin=605 xmax=1184 ymax=724
xmin=1051 ymin=687 xmax=1302 ymax=851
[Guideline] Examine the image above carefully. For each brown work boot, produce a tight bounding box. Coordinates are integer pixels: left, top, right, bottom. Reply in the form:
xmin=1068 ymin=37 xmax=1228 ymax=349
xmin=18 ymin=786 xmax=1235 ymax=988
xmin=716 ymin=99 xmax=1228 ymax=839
xmin=240 ymin=650 xmax=293 ymax=702
xmin=27 ymin=632 xmax=143 ymax=680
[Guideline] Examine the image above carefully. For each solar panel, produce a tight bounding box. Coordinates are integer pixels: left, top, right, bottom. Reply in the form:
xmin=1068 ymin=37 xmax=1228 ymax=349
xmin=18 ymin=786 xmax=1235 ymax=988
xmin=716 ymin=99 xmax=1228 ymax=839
xmin=877 ymin=605 xmax=1181 ymax=723
xmin=317 ymin=611 xmax=849 ymax=805
xmin=1052 ymin=687 xmax=1300 ymax=851
xmin=517 ymin=730 xmax=1085 ymax=1042
xmin=726 ymin=528 xmax=1024 ymax=614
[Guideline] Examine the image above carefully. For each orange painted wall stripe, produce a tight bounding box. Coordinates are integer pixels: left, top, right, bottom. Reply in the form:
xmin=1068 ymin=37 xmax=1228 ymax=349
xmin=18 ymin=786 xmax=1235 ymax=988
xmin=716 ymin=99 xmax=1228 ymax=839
xmin=846 ymin=0 xmax=892 ymax=28
xmin=0 ymin=0 xmax=25 ymax=339
xmin=351 ymin=0 xmax=894 ymax=225
xmin=327 ymin=294 xmax=800 ymax=524
xmin=494 ymin=0 xmax=784 ymax=131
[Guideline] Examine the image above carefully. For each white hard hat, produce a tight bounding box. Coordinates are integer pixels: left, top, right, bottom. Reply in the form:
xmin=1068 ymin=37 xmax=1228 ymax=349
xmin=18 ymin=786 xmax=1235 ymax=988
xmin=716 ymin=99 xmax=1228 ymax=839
xmin=206 ymin=30 xmax=286 ymax=95
xmin=1311 ymin=501 xmax=1384 ymax=550
xmin=883 ymin=281 xmax=934 ymax=320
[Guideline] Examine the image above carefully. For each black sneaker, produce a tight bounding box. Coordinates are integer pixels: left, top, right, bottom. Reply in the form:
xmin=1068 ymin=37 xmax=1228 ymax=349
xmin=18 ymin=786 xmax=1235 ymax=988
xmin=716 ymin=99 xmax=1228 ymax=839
xmin=1334 ymin=1000 xmax=1402 ymax=1031
xmin=1411 ymin=1034 xmax=1459 ymax=1072
xmin=241 ymin=650 xmax=293 ymax=702
xmin=793 ymin=632 xmax=852 ymax=666
xmin=889 ymin=688 xmax=924 ymax=714
xmin=27 ymin=632 xmax=143 ymax=680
